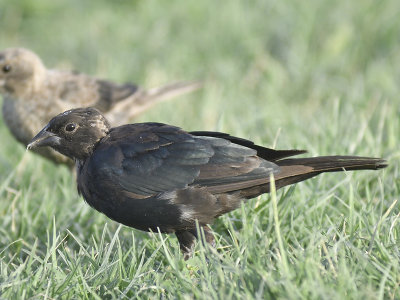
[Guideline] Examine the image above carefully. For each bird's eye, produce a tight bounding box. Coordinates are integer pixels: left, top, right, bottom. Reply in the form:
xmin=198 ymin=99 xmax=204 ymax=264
xmin=2 ymin=65 xmax=11 ymax=73
xmin=65 ymin=123 xmax=76 ymax=132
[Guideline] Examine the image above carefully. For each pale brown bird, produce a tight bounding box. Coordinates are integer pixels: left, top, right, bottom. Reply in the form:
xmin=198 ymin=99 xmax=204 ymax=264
xmin=0 ymin=47 xmax=202 ymax=165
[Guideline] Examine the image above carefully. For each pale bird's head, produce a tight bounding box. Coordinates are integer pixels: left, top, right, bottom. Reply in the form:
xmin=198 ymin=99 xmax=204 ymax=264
xmin=0 ymin=47 xmax=47 ymax=97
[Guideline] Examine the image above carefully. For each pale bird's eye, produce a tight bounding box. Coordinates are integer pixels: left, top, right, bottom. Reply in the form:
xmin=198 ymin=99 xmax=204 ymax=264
xmin=65 ymin=123 xmax=76 ymax=132
xmin=2 ymin=64 xmax=11 ymax=73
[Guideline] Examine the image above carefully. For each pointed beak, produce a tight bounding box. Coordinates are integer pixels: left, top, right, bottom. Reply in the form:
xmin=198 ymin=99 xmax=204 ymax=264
xmin=27 ymin=126 xmax=60 ymax=150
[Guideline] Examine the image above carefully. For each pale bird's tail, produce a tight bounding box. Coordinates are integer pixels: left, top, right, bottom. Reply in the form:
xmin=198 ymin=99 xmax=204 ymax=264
xmin=106 ymin=80 xmax=203 ymax=125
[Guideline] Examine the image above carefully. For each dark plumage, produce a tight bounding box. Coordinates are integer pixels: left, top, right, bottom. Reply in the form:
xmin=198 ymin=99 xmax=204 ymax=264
xmin=27 ymin=108 xmax=387 ymax=259
xmin=0 ymin=47 xmax=202 ymax=165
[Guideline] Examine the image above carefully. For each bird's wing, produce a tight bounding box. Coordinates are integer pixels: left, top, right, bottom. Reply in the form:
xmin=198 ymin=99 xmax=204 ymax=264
xmin=53 ymin=71 xmax=138 ymax=110
xmin=87 ymin=124 xmax=279 ymax=198
xmin=94 ymin=79 xmax=138 ymax=111
xmin=190 ymin=131 xmax=306 ymax=161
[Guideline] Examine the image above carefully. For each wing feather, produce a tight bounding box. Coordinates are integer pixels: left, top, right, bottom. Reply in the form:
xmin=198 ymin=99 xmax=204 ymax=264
xmin=88 ymin=124 xmax=280 ymax=198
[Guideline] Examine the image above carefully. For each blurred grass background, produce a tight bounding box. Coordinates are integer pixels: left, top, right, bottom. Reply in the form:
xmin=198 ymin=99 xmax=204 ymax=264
xmin=0 ymin=0 xmax=399 ymax=299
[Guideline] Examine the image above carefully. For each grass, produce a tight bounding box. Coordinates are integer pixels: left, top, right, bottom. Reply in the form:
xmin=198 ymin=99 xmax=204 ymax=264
xmin=0 ymin=0 xmax=399 ymax=299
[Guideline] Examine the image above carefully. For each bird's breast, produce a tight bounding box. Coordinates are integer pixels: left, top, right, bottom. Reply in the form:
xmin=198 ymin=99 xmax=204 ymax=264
xmin=2 ymin=97 xmax=43 ymax=144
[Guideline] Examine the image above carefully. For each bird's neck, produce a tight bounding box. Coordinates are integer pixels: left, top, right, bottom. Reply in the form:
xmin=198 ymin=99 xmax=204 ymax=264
xmin=73 ymin=134 xmax=107 ymax=161
xmin=75 ymin=159 xmax=86 ymax=173
xmin=32 ymin=68 xmax=46 ymax=92
xmin=9 ymin=69 xmax=47 ymax=100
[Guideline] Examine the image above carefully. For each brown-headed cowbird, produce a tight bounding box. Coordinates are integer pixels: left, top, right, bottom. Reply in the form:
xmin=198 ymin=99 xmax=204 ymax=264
xmin=27 ymin=108 xmax=387 ymax=259
xmin=0 ymin=47 xmax=202 ymax=165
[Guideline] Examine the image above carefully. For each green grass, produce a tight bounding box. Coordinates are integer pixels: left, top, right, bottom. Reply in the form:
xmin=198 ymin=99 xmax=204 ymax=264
xmin=0 ymin=0 xmax=399 ymax=299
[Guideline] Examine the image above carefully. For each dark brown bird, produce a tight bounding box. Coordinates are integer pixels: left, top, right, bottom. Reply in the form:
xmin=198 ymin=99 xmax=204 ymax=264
xmin=0 ymin=47 xmax=202 ymax=165
xmin=27 ymin=108 xmax=387 ymax=259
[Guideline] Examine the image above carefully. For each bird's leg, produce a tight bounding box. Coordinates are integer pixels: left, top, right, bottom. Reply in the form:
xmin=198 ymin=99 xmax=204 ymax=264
xmin=199 ymin=226 xmax=216 ymax=248
xmin=175 ymin=230 xmax=196 ymax=260
xmin=175 ymin=226 xmax=216 ymax=260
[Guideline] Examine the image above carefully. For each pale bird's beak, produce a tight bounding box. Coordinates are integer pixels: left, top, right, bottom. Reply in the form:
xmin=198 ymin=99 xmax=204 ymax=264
xmin=27 ymin=126 xmax=60 ymax=150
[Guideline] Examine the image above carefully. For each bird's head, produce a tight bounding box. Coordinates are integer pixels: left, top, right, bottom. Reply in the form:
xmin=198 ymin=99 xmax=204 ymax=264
xmin=27 ymin=107 xmax=111 ymax=160
xmin=0 ymin=47 xmax=46 ymax=97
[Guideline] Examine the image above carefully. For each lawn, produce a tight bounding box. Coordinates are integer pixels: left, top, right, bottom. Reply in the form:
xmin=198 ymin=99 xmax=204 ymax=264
xmin=0 ymin=0 xmax=399 ymax=299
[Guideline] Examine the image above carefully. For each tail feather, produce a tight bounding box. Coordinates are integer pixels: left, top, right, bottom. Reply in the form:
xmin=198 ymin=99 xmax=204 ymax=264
xmin=277 ymin=156 xmax=388 ymax=172
xmin=240 ymin=156 xmax=387 ymax=198
xmin=105 ymin=80 xmax=203 ymax=125
xmin=273 ymin=156 xmax=387 ymax=189
xmin=135 ymin=80 xmax=203 ymax=107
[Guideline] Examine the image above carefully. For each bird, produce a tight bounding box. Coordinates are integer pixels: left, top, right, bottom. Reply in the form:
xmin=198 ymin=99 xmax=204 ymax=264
xmin=0 ymin=47 xmax=202 ymax=165
xmin=27 ymin=107 xmax=387 ymax=259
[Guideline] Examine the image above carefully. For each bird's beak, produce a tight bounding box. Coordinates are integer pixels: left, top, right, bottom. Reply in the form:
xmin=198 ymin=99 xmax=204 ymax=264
xmin=27 ymin=126 xmax=60 ymax=150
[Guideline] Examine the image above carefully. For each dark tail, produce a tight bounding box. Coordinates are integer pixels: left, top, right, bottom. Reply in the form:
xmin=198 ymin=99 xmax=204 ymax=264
xmin=239 ymin=156 xmax=387 ymax=198
xmin=273 ymin=156 xmax=387 ymax=189
xmin=277 ymin=156 xmax=387 ymax=171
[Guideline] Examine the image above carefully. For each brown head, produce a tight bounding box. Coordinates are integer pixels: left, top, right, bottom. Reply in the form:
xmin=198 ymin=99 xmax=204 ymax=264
xmin=0 ymin=48 xmax=47 ymax=97
xmin=27 ymin=107 xmax=111 ymax=161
